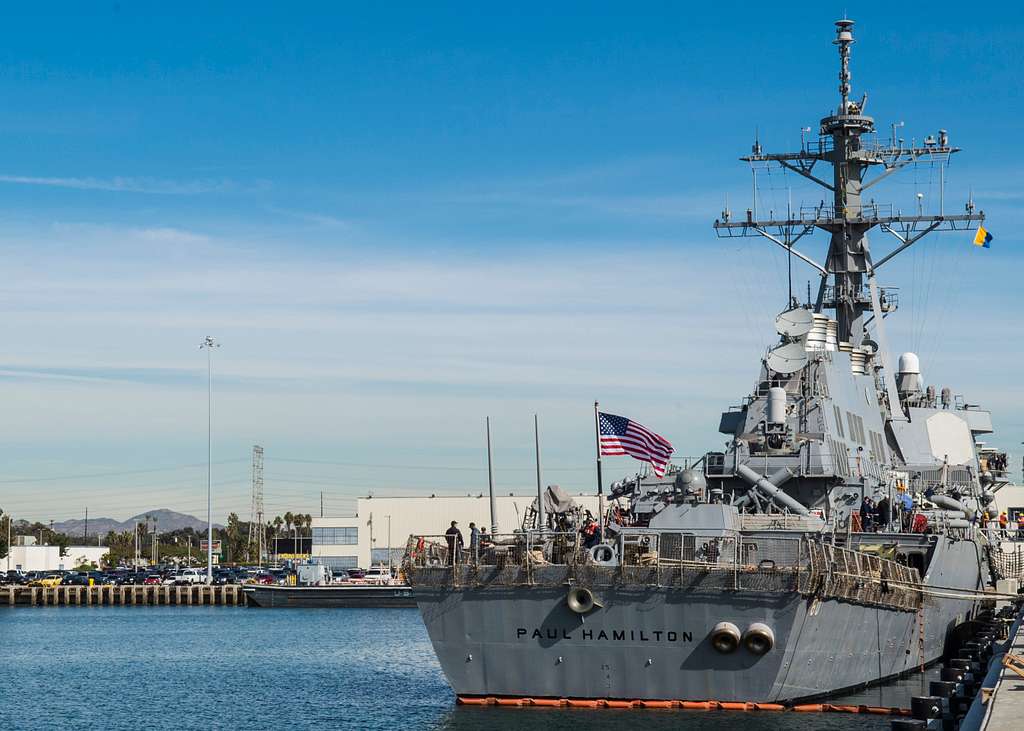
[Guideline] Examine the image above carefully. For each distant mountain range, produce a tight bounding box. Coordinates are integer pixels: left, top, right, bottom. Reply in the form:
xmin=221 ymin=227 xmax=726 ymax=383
xmin=51 ymin=509 xmax=224 ymax=537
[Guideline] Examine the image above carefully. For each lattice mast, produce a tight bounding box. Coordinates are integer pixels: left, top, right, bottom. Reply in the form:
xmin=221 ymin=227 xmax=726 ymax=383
xmin=247 ymin=444 xmax=264 ymax=563
xmin=713 ymin=19 xmax=984 ymax=419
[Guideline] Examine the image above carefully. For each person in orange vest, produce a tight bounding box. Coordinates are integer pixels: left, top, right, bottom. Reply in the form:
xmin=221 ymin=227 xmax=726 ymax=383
xmin=1017 ymin=513 xmax=1024 ymax=541
xmin=581 ymin=517 xmax=600 ymax=550
xmin=998 ymin=511 xmax=1009 ymax=538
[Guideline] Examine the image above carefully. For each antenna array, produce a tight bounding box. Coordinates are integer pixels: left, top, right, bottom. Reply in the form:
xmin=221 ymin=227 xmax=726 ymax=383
xmin=247 ymin=445 xmax=265 ymax=563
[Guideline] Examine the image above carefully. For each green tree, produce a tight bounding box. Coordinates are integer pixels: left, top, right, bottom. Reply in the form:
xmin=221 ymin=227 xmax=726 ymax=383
xmin=224 ymin=512 xmax=248 ymax=563
xmin=101 ymin=529 xmax=136 ymax=566
xmin=55 ymin=532 xmax=70 ymax=557
xmin=0 ymin=509 xmax=8 ymax=560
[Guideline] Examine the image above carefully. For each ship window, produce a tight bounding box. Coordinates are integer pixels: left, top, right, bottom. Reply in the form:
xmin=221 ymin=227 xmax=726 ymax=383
xmin=833 ymin=405 xmax=845 ymax=438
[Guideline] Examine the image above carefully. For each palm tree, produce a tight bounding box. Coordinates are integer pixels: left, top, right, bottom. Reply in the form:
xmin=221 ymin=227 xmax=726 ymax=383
xmin=303 ymin=514 xmax=313 ymax=536
xmin=272 ymin=516 xmax=283 ymax=537
xmin=284 ymin=511 xmax=294 ymax=537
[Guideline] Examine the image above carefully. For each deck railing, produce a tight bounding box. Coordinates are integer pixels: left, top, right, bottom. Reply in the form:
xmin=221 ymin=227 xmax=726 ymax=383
xmin=404 ymin=529 xmax=923 ymax=611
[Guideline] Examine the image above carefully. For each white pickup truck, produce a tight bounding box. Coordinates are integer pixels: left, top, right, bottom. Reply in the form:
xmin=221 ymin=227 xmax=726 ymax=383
xmin=163 ymin=568 xmax=207 ymax=586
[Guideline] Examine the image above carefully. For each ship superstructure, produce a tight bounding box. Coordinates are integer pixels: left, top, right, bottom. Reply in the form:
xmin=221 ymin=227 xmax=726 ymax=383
xmin=403 ymin=20 xmax=1004 ymax=703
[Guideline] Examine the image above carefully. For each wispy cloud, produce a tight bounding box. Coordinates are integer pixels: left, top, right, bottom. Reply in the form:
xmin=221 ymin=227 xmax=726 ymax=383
xmin=0 ymin=174 xmax=248 ymax=195
xmin=267 ymin=207 xmax=353 ymax=228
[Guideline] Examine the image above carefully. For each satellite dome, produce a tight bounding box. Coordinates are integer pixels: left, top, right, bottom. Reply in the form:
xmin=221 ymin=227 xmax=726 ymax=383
xmin=898 ymin=352 xmax=920 ymax=375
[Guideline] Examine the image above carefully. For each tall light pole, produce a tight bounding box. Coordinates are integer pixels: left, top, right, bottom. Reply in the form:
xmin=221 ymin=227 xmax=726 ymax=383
xmin=486 ymin=417 xmax=497 ymax=535
xmin=534 ymin=414 xmax=545 ymax=531
xmin=201 ymin=336 xmax=220 ymax=584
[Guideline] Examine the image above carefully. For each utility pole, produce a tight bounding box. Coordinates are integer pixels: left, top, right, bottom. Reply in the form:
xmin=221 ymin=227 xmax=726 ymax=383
xmin=200 ymin=336 xmax=219 ymax=584
xmin=386 ymin=515 xmax=392 ymax=570
xmin=84 ymin=507 xmax=88 ymax=546
xmin=6 ymin=513 xmax=11 ymax=572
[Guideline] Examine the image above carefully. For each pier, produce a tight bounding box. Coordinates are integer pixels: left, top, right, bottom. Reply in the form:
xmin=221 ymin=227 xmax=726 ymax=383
xmin=1 ymin=584 xmax=245 ymax=607
xmin=958 ymin=595 xmax=1024 ymax=731
xmin=892 ymin=588 xmax=1024 ymax=731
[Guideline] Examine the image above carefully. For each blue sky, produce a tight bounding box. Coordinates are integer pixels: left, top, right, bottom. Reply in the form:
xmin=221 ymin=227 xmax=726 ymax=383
xmin=1 ymin=3 xmax=1021 ymax=525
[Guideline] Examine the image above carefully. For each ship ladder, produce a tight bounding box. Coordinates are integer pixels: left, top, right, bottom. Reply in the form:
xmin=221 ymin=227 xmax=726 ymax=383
xmin=1003 ymin=653 xmax=1024 ymax=679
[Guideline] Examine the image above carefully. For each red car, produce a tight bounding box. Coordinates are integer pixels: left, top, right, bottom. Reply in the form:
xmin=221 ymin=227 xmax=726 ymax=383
xmin=254 ymin=573 xmax=275 ymax=585
xmin=143 ymin=575 xmax=162 ymax=585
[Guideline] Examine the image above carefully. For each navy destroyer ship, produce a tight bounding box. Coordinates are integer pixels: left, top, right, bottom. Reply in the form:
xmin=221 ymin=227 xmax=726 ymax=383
xmin=404 ymin=20 xmax=1005 ymax=703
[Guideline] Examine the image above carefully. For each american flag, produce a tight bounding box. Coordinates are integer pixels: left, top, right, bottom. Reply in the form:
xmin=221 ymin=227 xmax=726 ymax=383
xmin=599 ymin=412 xmax=674 ymax=477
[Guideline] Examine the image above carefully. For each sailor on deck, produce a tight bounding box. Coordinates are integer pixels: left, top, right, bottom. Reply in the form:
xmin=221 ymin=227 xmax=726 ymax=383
xmin=469 ymin=522 xmax=480 ymax=561
xmin=581 ymin=516 xmax=600 ymax=549
xmin=875 ymin=497 xmax=891 ymax=532
xmin=445 ymin=520 xmax=464 ymax=565
xmin=860 ymin=497 xmax=875 ymax=532
xmin=898 ymin=487 xmax=913 ymax=531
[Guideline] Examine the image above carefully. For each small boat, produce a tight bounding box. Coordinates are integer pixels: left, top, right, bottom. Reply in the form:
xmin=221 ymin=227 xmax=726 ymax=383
xmin=243 ymin=583 xmax=417 ymax=608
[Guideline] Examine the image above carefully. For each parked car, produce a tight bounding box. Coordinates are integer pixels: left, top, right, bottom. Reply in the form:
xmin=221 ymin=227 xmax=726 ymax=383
xmin=30 ymin=574 xmax=64 ymax=587
xmin=5 ymin=570 xmax=26 ymax=584
xmin=142 ymin=575 xmax=162 ymax=585
xmin=211 ymin=570 xmax=238 ymax=586
xmin=363 ymin=567 xmax=395 ymax=585
xmin=61 ymin=573 xmax=90 ymax=586
xmin=173 ymin=568 xmax=207 ymax=585
xmin=103 ymin=571 xmax=132 ymax=585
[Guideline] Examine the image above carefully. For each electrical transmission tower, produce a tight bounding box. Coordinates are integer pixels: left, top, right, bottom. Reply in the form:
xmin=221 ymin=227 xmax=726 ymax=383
xmin=247 ymin=445 xmax=264 ymax=564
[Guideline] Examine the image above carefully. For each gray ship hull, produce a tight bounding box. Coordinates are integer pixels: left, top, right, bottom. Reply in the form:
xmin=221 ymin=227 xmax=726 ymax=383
xmin=413 ymin=537 xmax=983 ymax=702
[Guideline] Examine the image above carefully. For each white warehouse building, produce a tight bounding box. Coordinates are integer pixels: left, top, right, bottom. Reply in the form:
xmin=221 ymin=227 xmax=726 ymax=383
xmin=311 ymin=492 xmax=601 ymax=570
xmin=5 ymin=545 xmax=108 ymax=573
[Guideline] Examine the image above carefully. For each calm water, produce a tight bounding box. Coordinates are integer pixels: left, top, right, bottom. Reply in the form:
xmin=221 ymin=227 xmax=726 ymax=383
xmin=0 ymin=607 xmax=907 ymax=730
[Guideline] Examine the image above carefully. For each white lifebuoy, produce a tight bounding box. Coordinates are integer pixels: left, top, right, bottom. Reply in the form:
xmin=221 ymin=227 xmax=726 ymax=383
xmin=590 ymin=543 xmax=616 ymax=564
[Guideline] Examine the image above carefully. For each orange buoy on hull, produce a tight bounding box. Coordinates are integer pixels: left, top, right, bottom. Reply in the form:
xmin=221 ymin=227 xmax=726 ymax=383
xmin=455 ymin=695 xmax=910 ymax=716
